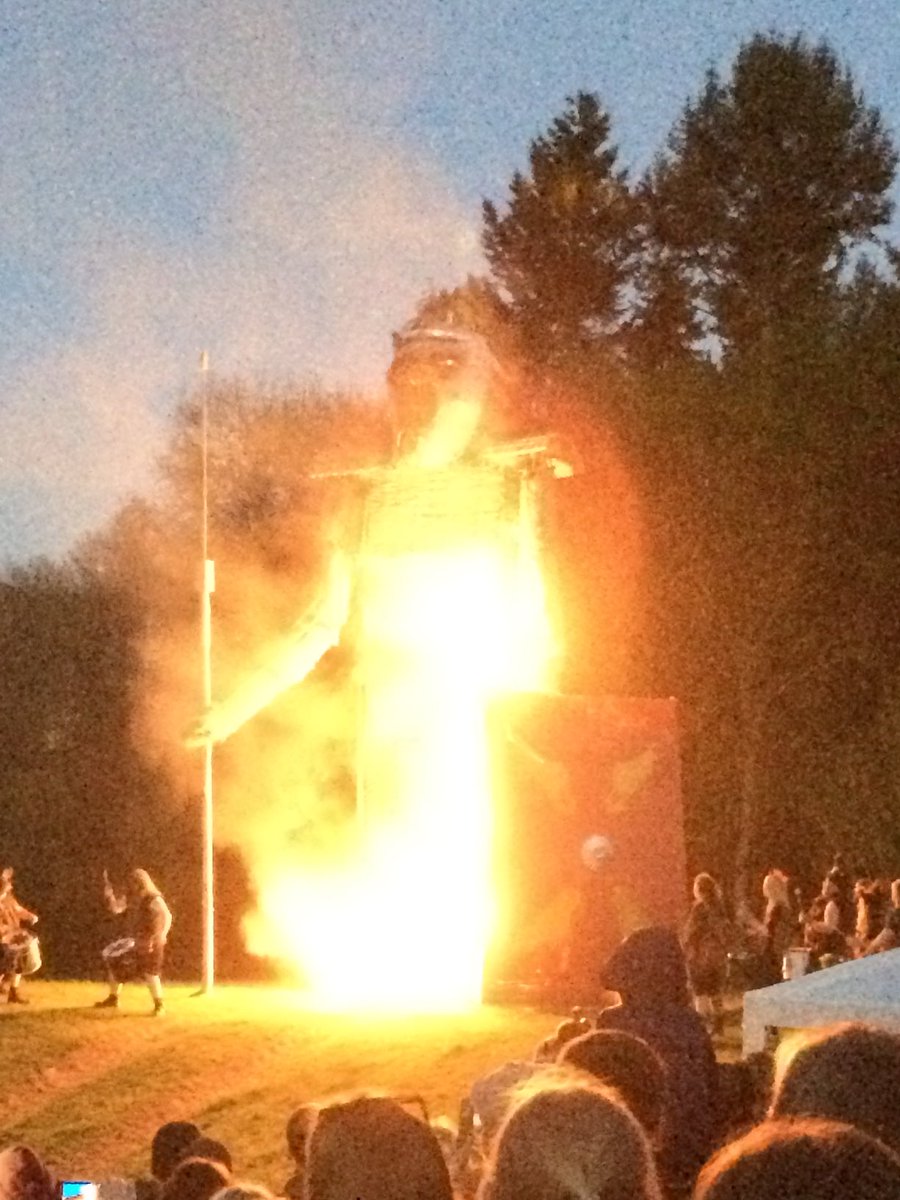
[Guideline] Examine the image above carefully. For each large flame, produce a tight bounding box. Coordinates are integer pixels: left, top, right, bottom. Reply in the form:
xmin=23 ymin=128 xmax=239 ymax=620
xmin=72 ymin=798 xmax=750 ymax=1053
xmin=244 ymin=483 xmax=553 ymax=1011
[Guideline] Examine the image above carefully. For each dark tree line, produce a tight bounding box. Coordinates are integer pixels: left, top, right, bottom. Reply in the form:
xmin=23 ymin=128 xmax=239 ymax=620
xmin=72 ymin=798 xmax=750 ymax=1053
xmin=469 ymin=32 xmax=900 ymax=898
xmin=0 ymin=384 xmax=384 ymax=978
xmin=2 ymin=32 xmax=900 ymax=975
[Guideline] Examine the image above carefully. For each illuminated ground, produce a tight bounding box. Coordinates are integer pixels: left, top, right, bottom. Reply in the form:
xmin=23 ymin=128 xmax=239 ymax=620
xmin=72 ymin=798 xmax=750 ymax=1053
xmin=0 ymin=981 xmax=563 ymax=1186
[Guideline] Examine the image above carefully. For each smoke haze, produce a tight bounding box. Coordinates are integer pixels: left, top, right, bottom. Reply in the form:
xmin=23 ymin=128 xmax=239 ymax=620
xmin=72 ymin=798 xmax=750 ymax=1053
xmin=0 ymin=0 xmax=481 ymax=561
xmin=4 ymin=0 xmax=897 ymax=562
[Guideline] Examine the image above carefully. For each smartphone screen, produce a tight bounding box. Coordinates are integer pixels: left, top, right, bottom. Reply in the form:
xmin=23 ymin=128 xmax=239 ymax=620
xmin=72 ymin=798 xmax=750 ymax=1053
xmin=61 ymin=1183 xmax=98 ymax=1200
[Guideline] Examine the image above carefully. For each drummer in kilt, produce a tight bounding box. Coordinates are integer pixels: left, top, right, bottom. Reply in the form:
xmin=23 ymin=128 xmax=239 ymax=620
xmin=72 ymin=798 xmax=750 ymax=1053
xmin=95 ymin=869 xmax=172 ymax=1016
xmin=0 ymin=866 xmax=39 ymax=1005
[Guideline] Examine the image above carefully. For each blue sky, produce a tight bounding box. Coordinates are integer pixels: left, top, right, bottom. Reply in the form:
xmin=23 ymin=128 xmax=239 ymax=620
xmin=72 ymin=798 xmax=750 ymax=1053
xmin=1 ymin=0 xmax=898 ymax=562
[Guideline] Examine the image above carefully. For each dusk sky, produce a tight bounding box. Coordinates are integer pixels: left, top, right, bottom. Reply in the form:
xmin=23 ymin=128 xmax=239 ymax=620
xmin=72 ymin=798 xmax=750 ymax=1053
xmin=1 ymin=0 xmax=898 ymax=563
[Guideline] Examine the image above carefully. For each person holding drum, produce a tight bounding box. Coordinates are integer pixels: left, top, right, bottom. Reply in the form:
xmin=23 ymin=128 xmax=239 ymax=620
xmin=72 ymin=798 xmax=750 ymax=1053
xmin=0 ymin=866 xmax=39 ymax=1004
xmin=95 ymin=868 xmax=172 ymax=1016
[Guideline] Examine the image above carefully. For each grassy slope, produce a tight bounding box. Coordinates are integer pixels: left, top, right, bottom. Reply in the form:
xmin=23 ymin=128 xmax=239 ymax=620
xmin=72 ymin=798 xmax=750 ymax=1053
xmin=0 ymin=982 xmax=560 ymax=1189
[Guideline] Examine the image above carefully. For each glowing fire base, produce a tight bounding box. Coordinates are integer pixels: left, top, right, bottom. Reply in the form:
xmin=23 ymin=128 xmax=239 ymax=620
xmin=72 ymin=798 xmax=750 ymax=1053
xmin=244 ymin=489 xmax=553 ymax=1011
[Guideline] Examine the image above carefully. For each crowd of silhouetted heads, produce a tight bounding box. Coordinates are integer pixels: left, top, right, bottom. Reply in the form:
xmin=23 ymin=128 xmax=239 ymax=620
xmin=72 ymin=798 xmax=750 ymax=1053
xmin=5 ymin=920 xmax=900 ymax=1200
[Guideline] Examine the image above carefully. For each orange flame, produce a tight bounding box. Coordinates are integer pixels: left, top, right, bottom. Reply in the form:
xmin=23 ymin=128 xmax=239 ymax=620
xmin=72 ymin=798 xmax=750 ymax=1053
xmin=244 ymin=490 xmax=553 ymax=1011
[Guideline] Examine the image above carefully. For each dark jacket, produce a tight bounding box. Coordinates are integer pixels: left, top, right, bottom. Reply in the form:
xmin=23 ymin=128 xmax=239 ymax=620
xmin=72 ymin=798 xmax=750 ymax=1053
xmin=597 ymin=926 xmax=721 ymax=1196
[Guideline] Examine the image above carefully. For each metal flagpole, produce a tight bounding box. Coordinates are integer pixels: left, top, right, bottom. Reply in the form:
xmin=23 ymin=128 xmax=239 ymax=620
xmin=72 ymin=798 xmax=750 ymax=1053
xmin=200 ymin=349 xmax=216 ymax=993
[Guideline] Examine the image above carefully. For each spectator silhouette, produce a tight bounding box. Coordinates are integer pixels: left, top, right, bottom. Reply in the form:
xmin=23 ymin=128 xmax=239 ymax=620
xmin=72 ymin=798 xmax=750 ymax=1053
xmin=161 ymin=1158 xmax=230 ymax=1200
xmin=283 ymin=1105 xmax=316 ymax=1200
xmin=559 ymin=1028 xmax=666 ymax=1144
xmin=185 ymin=1140 xmax=232 ymax=1175
xmin=770 ymin=1022 xmax=900 ymax=1155
xmin=717 ymin=1054 xmax=771 ymax=1140
xmin=477 ymin=1069 xmax=661 ymax=1200
xmin=695 ymin=1116 xmax=900 ymax=1200
xmin=595 ymin=925 xmax=720 ymax=1196
xmin=151 ymin=1123 xmax=202 ymax=1184
xmin=306 ymin=1095 xmax=453 ymax=1200
xmin=467 ymin=1060 xmax=547 ymax=1145
xmin=0 ymin=1146 xmax=55 ymax=1200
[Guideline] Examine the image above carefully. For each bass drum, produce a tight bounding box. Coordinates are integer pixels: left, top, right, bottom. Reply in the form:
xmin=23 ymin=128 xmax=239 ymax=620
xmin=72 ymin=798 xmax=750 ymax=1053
xmin=2 ymin=929 xmax=42 ymax=975
xmin=102 ymin=936 xmax=136 ymax=982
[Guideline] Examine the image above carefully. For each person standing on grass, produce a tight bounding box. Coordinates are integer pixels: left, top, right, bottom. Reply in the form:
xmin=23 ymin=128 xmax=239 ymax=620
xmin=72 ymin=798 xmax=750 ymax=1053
xmin=682 ymin=872 xmax=733 ymax=1035
xmin=762 ymin=867 xmax=796 ymax=981
xmin=95 ymin=868 xmax=172 ymax=1016
xmin=0 ymin=866 xmax=39 ymax=1005
xmin=803 ymin=877 xmax=850 ymax=966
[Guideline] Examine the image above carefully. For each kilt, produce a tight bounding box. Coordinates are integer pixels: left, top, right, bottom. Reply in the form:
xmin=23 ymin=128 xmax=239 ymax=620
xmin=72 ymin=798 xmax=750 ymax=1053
xmin=136 ymin=939 xmax=165 ymax=978
xmin=104 ymin=937 xmax=165 ymax=981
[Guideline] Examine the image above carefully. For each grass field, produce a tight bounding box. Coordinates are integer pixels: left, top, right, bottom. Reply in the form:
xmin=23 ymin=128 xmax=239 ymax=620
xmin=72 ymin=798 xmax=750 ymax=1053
xmin=0 ymin=981 xmax=564 ymax=1189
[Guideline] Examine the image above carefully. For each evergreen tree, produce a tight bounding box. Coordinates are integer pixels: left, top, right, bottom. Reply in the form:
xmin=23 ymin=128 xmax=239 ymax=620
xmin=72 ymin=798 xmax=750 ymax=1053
xmin=482 ymin=92 xmax=637 ymax=376
xmin=648 ymin=33 xmax=897 ymax=372
xmin=624 ymin=244 xmax=703 ymax=372
xmin=837 ymin=255 xmax=900 ymax=436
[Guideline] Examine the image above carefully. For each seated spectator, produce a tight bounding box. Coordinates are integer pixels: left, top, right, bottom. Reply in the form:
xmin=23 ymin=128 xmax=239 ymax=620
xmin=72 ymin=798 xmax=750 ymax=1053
xmin=558 ymin=1029 xmax=666 ymax=1144
xmin=770 ymin=1021 xmax=900 ymax=1155
xmin=595 ymin=925 xmax=720 ymax=1198
xmin=151 ymin=1122 xmax=203 ymax=1184
xmin=0 ymin=1146 xmax=55 ymax=1200
xmin=477 ymin=1068 xmax=661 ymax=1200
xmin=283 ymin=1104 xmax=315 ymax=1200
xmin=306 ymin=1094 xmax=453 ymax=1200
xmin=185 ymin=1139 xmax=233 ymax=1175
xmin=161 ymin=1158 xmax=230 ymax=1200
xmin=694 ymin=1116 xmax=900 ymax=1200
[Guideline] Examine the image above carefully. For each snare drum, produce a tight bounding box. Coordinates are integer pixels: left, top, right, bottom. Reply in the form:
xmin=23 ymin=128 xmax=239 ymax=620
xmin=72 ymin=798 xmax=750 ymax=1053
xmin=2 ymin=929 xmax=42 ymax=975
xmin=102 ymin=937 xmax=136 ymax=982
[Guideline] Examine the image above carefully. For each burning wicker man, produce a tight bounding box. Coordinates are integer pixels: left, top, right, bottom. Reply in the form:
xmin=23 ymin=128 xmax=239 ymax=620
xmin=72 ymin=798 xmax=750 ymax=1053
xmin=192 ymin=322 xmax=574 ymax=1006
